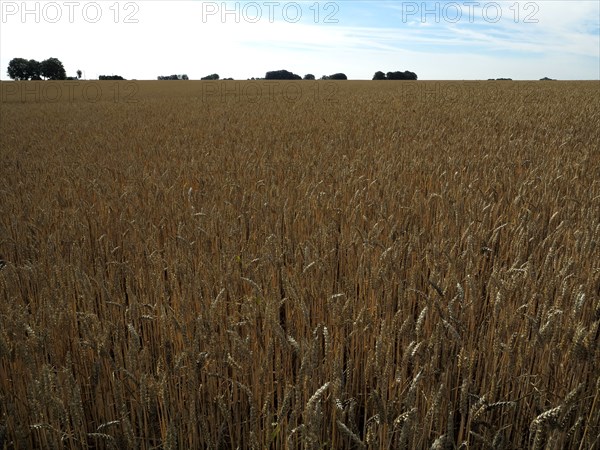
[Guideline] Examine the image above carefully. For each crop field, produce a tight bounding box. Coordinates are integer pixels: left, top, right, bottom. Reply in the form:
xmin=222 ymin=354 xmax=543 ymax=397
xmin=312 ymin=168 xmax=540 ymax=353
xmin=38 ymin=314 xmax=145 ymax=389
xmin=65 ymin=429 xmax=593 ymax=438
xmin=0 ymin=80 xmax=599 ymax=449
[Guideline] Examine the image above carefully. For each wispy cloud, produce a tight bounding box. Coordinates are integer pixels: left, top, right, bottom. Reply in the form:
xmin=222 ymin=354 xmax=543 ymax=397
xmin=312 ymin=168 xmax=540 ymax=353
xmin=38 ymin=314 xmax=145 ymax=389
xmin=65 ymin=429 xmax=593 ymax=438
xmin=0 ymin=1 xmax=598 ymax=80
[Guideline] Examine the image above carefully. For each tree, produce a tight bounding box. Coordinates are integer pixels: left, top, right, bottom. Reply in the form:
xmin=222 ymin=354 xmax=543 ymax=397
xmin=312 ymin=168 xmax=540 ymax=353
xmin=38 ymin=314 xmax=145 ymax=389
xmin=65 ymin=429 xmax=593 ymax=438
xmin=7 ymin=58 xmax=44 ymax=80
xmin=201 ymin=73 xmax=220 ymax=80
xmin=26 ymin=59 xmax=42 ymax=80
xmin=100 ymin=75 xmax=125 ymax=80
xmin=303 ymin=74 xmax=315 ymax=80
xmin=327 ymin=73 xmax=347 ymax=80
xmin=373 ymin=71 xmax=386 ymax=80
xmin=77 ymin=69 xmax=82 ymax=79
xmin=40 ymin=57 xmax=66 ymax=80
xmin=157 ymin=74 xmax=189 ymax=80
xmin=265 ymin=70 xmax=301 ymax=80
xmin=385 ymin=70 xmax=418 ymax=80
xmin=7 ymin=58 xmax=29 ymax=80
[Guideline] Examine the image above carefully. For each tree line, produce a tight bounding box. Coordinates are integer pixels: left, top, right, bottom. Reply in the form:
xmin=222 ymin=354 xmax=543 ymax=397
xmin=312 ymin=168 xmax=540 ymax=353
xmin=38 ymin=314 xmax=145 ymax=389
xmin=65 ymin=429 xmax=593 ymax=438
xmin=7 ymin=58 xmax=421 ymax=82
xmin=260 ymin=69 xmax=417 ymax=81
xmin=158 ymin=74 xmax=189 ymax=80
xmin=7 ymin=57 xmax=68 ymax=81
xmin=5 ymin=59 xmax=556 ymax=82
xmin=373 ymin=70 xmax=418 ymax=80
xmin=158 ymin=70 xmax=352 ymax=81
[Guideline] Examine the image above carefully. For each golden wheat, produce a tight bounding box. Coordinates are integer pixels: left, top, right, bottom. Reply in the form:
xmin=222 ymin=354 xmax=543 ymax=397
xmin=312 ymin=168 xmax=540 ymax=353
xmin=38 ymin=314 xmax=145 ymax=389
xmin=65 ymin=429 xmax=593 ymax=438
xmin=0 ymin=79 xmax=599 ymax=449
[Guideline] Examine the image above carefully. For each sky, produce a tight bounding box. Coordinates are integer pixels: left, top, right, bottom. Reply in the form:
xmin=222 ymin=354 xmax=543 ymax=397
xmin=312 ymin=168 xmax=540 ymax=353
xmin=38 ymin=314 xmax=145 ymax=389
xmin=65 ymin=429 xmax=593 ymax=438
xmin=0 ymin=1 xmax=599 ymax=80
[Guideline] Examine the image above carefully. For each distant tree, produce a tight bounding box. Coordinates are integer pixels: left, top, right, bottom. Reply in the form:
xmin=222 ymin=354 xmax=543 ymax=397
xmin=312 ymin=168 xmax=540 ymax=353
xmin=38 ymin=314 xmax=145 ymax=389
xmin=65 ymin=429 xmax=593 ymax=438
xmin=201 ymin=73 xmax=220 ymax=80
xmin=181 ymin=74 xmax=189 ymax=80
xmin=99 ymin=75 xmax=125 ymax=80
xmin=265 ymin=69 xmax=301 ymax=80
xmin=158 ymin=75 xmax=182 ymax=80
xmin=7 ymin=58 xmax=29 ymax=80
xmin=303 ymin=74 xmax=315 ymax=80
xmin=40 ymin=57 xmax=66 ymax=80
xmin=26 ymin=59 xmax=42 ymax=80
xmin=321 ymin=75 xmax=329 ymax=80
xmin=539 ymin=77 xmax=555 ymax=81
xmin=386 ymin=70 xmax=417 ymax=80
xmin=7 ymin=57 xmax=70 ymax=80
xmin=327 ymin=73 xmax=347 ymax=80
xmin=222 ymin=77 xmax=234 ymax=80
xmin=373 ymin=71 xmax=386 ymax=80
xmin=77 ymin=69 xmax=82 ymax=79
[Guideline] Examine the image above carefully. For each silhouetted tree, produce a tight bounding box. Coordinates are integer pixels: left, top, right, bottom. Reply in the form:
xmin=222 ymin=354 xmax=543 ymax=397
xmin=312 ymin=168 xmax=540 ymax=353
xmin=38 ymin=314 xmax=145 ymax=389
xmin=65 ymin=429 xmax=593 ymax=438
xmin=26 ymin=60 xmax=42 ymax=80
xmin=76 ymin=69 xmax=82 ymax=79
xmin=27 ymin=59 xmax=42 ymax=80
xmin=303 ymin=74 xmax=315 ymax=80
xmin=40 ymin=57 xmax=66 ymax=80
xmin=158 ymin=74 xmax=187 ymax=80
xmin=327 ymin=73 xmax=347 ymax=80
xmin=7 ymin=58 xmax=30 ymax=80
xmin=201 ymin=74 xmax=220 ymax=80
xmin=386 ymin=70 xmax=417 ymax=80
xmin=373 ymin=71 xmax=386 ymax=80
xmin=7 ymin=57 xmax=68 ymax=80
xmin=99 ymin=75 xmax=125 ymax=80
xmin=265 ymin=70 xmax=301 ymax=80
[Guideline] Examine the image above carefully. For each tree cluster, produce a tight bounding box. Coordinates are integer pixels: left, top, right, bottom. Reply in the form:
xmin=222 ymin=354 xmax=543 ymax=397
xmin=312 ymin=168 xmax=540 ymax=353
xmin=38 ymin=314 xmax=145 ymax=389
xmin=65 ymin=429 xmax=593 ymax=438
xmin=373 ymin=70 xmax=418 ymax=80
xmin=99 ymin=75 xmax=125 ymax=81
xmin=7 ymin=59 xmax=422 ymax=82
xmin=7 ymin=57 xmax=66 ymax=80
xmin=158 ymin=74 xmax=189 ymax=80
xmin=321 ymin=73 xmax=348 ymax=80
xmin=265 ymin=70 xmax=302 ymax=80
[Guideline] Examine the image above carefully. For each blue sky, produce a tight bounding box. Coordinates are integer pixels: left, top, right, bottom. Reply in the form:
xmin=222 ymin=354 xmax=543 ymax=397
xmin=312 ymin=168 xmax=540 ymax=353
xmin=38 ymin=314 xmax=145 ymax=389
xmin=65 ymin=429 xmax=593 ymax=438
xmin=1 ymin=1 xmax=598 ymax=80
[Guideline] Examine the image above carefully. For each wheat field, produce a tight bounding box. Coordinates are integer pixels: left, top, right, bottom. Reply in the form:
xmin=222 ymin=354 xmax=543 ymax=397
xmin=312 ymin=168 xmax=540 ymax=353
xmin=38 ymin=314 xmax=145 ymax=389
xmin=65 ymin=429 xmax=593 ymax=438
xmin=0 ymin=80 xmax=599 ymax=449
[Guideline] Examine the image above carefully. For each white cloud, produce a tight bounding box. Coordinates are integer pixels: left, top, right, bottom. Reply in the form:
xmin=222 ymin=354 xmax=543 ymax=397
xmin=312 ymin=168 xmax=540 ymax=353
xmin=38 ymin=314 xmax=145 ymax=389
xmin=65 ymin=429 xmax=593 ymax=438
xmin=1 ymin=1 xmax=598 ymax=80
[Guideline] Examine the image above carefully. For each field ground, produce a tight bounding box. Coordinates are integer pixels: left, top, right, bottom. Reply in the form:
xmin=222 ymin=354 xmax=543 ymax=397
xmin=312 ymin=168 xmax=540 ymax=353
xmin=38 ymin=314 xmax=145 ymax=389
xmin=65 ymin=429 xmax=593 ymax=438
xmin=1 ymin=80 xmax=599 ymax=449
